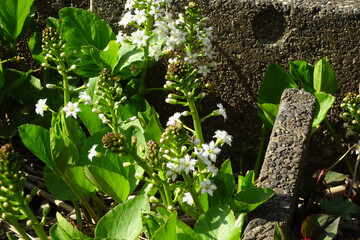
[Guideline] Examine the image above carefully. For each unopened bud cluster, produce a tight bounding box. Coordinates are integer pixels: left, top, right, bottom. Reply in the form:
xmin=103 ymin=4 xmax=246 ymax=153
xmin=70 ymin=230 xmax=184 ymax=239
xmin=0 ymin=144 xmax=26 ymax=219
xmin=159 ymin=122 xmax=190 ymax=158
xmin=41 ymin=27 xmax=77 ymax=72
xmin=145 ymin=140 xmax=162 ymax=168
xmin=340 ymin=92 xmax=360 ymax=137
xmin=102 ymin=132 xmax=137 ymax=156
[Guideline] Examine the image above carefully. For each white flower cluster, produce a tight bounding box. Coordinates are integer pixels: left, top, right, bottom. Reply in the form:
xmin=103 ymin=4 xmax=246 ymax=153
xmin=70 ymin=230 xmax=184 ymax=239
xmin=117 ymin=0 xmax=172 ymax=61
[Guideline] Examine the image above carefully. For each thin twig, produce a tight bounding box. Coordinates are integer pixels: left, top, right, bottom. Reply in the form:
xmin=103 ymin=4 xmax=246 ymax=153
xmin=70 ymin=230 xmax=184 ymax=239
xmin=346 ymin=154 xmax=360 ymax=200
xmin=25 ymin=182 xmax=74 ymax=213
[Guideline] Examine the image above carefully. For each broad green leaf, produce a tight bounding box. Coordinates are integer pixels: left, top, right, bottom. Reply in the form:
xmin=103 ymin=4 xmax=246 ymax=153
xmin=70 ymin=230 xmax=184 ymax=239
xmin=301 ymin=214 xmax=340 ymax=240
xmin=60 ymin=7 xmax=115 ymax=51
xmin=313 ymin=58 xmax=338 ymax=95
xmin=84 ymin=165 xmax=130 ymax=203
xmin=100 ymin=40 xmax=121 ymax=71
xmin=10 ymin=74 xmax=43 ymax=107
xmin=66 ymin=166 xmax=96 ymax=196
xmin=113 ymin=43 xmax=144 ymax=78
xmin=257 ymin=103 xmax=279 ymax=129
xmin=60 ymin=7 xmax=115 ymax=77
xmin=144 ymin=112 xmax=164 ymax=143
xmin=289 ymin=60 xmax=314 ymax=94
xmin=152 ymin=212 xmax=177 ymax=240
xmin=19 ymin=124 xmax=54 ymax=170
xmin=176 ymin=219 xmax=203 ymax=240
xmin=28 ymin=28 xmax=47 ymax=63
xmin=230 ymin=187 xmax=274 ymax=213
xmin=79 ymin=131 xmax=142 ymax=193
xmin=0 ymin=0 xmax=34 ymax=51
xmin=56 ymin=212 xmax=88 ymax=239
xmin=209 ymin=172 xmax=235 ymax=207
xmin=194 ymin=205 xmax=240 ymax=240
xmin=319 ymin=197 xmax=357 ymax=220
xmin=237 ymin=170 xmax=255 ymax=193
xmin=0 ymin=68 xmax=31 ymax=104
xmin=60 ymin=111 xmax=82 ymax=151
xmin=78 ymin=103 xmax=110 ymax=135
xmin=313 ymin=170 xmax=348 ymax=185
xmin=220 ymin=159 xmax=233 ymax=175
xmin=49 ymin=224 xmax=71 ymax=240
xmin=258 ymin=64 xmax=297 ymax=105
xmin=43 ymin=166 xmax=77 ymax=201
xmin=95 ymin=196 xmax=150 ymax=240
xmin=50 ymin=127 xmax=73 ymax=174
xmin=81 ymin=45 xmax=109 ymax=70
xmin=312 ymin=92 xmax=335 ymax=128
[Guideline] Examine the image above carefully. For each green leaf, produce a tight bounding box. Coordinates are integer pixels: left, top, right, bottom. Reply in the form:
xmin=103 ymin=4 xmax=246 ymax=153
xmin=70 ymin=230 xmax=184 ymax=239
xmin=319 ymin=197 xmax=358 ymax=220
xmin=313 ymin=58 xmax=338 ymax=94
xmin=43 ymin=166 xmax=77 ymax=201
xmin=10 ymin=74 xmax=43 ymax=107
xmin=66 ymin=166 xmax=96 ymax=196
xmin=59 ymin=7 xmax=115 ymax=77
xmin=84 ymin=165 xmax=130 ymax=203
xmin=50 ymin=127 xmax=73 ymax=174
xmin=0 ymin=0 xmax=34 ymax=51
xmin=78 ymin=103 xmax=110 ymax=135
xmin=60 ymin=7 xmax=115 ymax=51
xmin=28 ymin=28 xmax=47 ymax=64
xmin=220 ymin=159 xmax=233 ymax=175
xmin=144 ymin=110 xmax=164 ymax=143
xmin=312 ymin=92 xmax=335 ymax=128
xmin=0 ymin=68 xmax=31 ymax=104
xmin=230 ymin=187 xmax=274 ymax=213
xmin=49 ymin=224 xmax=71 ymax=240
xmin=152 ymin=212 xmax=177 ymax=240
xmin=19 ymin=124 xmax=54 ymax=170
xmin=194 ymin=205 xmax=240 ymax=240
xmin=56 ymin=212 xmax=88 ymax=239
xmin=258 ymin=64 xmax=297 ymax=105
xmin=60 ymin=111 xmax=82 ymax=151
xmin=209 ymin=172 xmax=235 ymax=207
xmin=113 ymin=43 xmax=144 ymax=78
xmin=257 ymin=103 xmax=279 ymax=129
xmin=237 ymin=170 xmax=255 ymax=193
xmin=176 ymin=219 xmax=203 ymax=240
xmin=313 ymin=170 xmax=348 ymax=185
xmin=100 ymin=40 xmax=122 ymax=71
xmin=289 ymin=60 xmax=314 ymax=94
xmin=95 ymin=195 xmax=150 ymax=240
xmin=301 ymin=214 xmax=340 ymax=240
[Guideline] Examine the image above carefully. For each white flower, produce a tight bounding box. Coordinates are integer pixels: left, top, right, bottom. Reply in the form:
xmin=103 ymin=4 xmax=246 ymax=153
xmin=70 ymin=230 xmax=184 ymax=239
xmin=116 ymin=31 xmax=128 ymax=44
xmin=131 ymin=29 xmax=150 ymax=48
xmin=207 ymin=164 xmax=218 ymax=177
xmin=166 ymin=112 xmax=182 ymax=126
xmin=88 ymin=144 xmax=100 ymax=161
xmin=134 ymin=8 xmax=147 ymax=26
xmin=166 ymin=162 xmax=178 ymax=181
xmin=200 ymin=179 xmax=217 ymax=196
xmin=345 ymin=128 xmax=355 ymax=138
xmin=201 ymin=141 xmax=221 ymax=162
xmin=216 ymin=103 xmax=227 ymax=120
xmin=182 ymin=192 xmax=194 ymax=206
xmin=119 ymin=12 xmax=133 ymax=27
xmin=35 ymin=99 xmax=48 ymax=117
xmin=213 ymin=130 xmax=233 ymax=146
xmin=62 ymin=102 xmax=81 ymax=119
xmin=184 ymin=51 xmax=198 ymax=64
xmin=179 ymin=154 xmax=197 ymax=175
xmin=149 ymin=45 xmax=162 ymax=61
xmin=79 ymin=92 xmax=92 ymax=105
xmin=198 ymin=65 xmax=210 ymax=76
xmin=99 ymin=114 xmax=110 ymax=124
xmin=149 ymin=5 xmax=165 ymax=19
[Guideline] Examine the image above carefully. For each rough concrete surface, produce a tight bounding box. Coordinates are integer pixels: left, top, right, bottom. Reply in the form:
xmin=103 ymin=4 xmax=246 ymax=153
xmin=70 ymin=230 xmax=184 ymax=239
xmin=243 ymin=88 xmax=316 ymax=239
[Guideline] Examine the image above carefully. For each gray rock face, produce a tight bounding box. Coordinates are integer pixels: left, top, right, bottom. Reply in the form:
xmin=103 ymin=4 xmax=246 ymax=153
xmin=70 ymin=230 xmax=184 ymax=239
xmin=243 ymin=88 xmax=316 ymax=239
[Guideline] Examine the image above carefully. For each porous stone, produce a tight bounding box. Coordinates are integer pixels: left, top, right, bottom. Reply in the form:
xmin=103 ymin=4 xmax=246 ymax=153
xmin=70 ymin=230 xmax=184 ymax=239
xmin=242 ymin=89 xmax=316 ymax=239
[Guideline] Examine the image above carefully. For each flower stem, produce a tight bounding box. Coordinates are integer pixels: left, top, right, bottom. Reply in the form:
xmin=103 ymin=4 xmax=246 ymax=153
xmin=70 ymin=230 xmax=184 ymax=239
xmin=7 ymin=218 xmax=33 ymax=240
xmin=254 ymin=125 xmax=269 ymax=178
xmin=62 ymin=172 xmax=99 ymax=223
xmin=14 ymin=193 xmax=48 ymax=240
xmin=324 ymin=117 xmax=354 ymax=175
xmin=62 ymin=68 xmax=70 ymax=105
xmin=183 ymin=173 xmax=205 ymax=216
xmin=73 ymin=201 xmax=83 ymax=231
xmin=188 ymin=98 xmax=204 ymax=144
